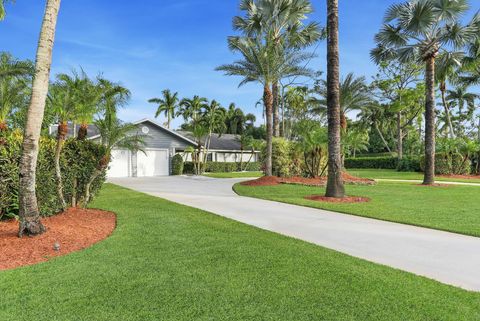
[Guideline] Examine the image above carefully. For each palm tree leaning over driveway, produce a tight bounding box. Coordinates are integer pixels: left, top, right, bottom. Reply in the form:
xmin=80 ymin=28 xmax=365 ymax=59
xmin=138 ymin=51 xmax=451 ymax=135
xmin=233 ymin=0 xmax=324 ymax=137
xmin=18 ymin=0 xmax=61 ymax=237
xmin=148 ymin=89 xmax=179 ymax=129
xmin=371 ymin=0 xmax=480 ymax=185
xmin=217 ymin=37 xmax=312 ymax=176
xmin=325 ymin=0 xmax=345 ymax=198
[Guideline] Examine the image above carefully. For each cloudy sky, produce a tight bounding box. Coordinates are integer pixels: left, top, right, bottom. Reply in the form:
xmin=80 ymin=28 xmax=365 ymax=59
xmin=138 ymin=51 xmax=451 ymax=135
xmin=0 ymin=0 xmax=478 ymax=128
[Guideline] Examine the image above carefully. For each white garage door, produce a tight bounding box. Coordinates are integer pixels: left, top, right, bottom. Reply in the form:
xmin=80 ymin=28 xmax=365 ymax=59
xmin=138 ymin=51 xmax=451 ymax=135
xmin=108 ymin=149 xmax=131 ymax=178
xmin=137 ymin=149 xmax=169 ymax=177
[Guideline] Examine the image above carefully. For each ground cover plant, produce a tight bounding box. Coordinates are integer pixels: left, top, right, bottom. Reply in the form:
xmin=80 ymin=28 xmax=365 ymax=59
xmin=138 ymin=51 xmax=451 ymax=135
xmin=1 ymin=184 xmax=480 ymax=321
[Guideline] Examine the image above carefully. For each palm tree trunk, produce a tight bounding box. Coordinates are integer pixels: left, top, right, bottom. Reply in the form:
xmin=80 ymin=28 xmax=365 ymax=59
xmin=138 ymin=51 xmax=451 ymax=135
xmin=18 ymin=0 xmax=61 ymax=237
xmin=374 ymin=122 xmax=392 ymax=153
xmin=264 ymin=84 xmax=273 ymax=176
xmin=83 ymin=154 xmax=109 ymax=207
xmin=423 ymin=56 xmax=436 ymax=185
xmin=55 ymin=121 xmax=67 ymax=210
xmin=397 ymin=112 xmax=403 ymax=160
xmin=272 ymin=82 xmax=280 ymax=137
xmin=325 ymin=0 xmax=345 ymax=198
xmin=77 ymin=123 xmax=88 ymax=140
xmin=440 ymin=83 xmax=455 ymax=139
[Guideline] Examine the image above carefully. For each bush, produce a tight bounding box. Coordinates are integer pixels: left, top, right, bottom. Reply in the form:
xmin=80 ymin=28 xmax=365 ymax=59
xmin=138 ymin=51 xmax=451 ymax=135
xmin=261 ymin=138 xmax=292 ymax=177
xmin=397 ymin=157 xmax=421 ymax=172
xmin=0 ymin=134 xmax=107 ymax=219
xmin=171 ymin=154 xmax=184 ymax=175
xmin=420 ymin=153 xmax=471 ymax=175
xmin=344 ymin=157 xmax=398 ymax=169
xmin=182 ymin=161 xmax=261 ymax=174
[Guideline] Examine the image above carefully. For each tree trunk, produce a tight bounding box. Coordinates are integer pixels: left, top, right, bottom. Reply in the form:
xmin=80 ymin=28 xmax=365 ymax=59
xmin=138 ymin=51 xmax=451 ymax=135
xmin=55 ymin=121 xmax=67 ymax=210
xmin=83 ymin=154 xmax=109 ymax=207
xmin=440 ymin=83 xmax=455 ymax=139
xmin=264 ymin=84 xmax=273 ymax=176
xmin=18 ymin=0 xmax=61 ymax=237
xmin=374 ymin=122 xmax=392 ymax=153
xmin=423 ymin=56 xmax=436 ymax=185
xmin=397 ymin=112 xmax=403 ymax=160
xmin=272 ymin=82 xmax=280 ymax=137
xmin=325 ymin=0 xmax=345 ymax=198
xmin=77 ymin=123 xmax=88 ymax=140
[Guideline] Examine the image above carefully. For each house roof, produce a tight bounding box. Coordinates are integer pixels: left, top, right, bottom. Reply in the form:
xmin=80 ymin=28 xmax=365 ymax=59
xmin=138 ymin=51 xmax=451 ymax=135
xmin=176 ymin=131 xmax=244 ymax=151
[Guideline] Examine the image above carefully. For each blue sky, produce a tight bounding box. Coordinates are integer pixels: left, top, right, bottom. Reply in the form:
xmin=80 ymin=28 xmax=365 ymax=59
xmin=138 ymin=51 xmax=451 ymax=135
xmin=0 ymin=1 xmax=478 ymax=128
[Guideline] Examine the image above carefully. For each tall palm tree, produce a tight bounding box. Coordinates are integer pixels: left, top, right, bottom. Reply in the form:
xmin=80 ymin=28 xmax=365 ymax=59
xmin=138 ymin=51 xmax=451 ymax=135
xmin=148 ymin=89 xmax=179 ymax=129
xmin=372 ymin=0 xmax=479 ymax=185
xmin=179 ymin=95 xmax=208 ymax=124
xmin=225 ymin=103 xmax=245 ymax=135
xmin=446 ymin=86 xmax=478 ymax=116
xmin=201 ymin=100 xmax=227 ymax=170
xmin=325 ymin=0 xmax=344 ymax=198
xmin=233 ymin=0 xmax=324 ymax=137
xmin=18 ymin=0 xmax=61 ymax=237
xmin=217 ymin=37 xmax=312 ymax=176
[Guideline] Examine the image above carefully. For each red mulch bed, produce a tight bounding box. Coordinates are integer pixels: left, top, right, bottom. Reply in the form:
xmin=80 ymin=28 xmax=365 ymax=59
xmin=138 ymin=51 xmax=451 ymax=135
xmin=439 ymin=174 xmax=480 ymax=180
xmin=305 ymin=195 xmax=371 ymax=203
xmin=0 ymin=208 xmax=116 ymax=271
xmin=241 ymin=172 xmax=375 ymax=187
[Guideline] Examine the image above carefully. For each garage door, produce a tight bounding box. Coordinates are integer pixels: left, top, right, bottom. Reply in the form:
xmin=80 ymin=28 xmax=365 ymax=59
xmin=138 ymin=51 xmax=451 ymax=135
xmin=108 ymin=149 xmax=131 ymax=178
xmin=137 ymin=149 xmax=169 ymax=177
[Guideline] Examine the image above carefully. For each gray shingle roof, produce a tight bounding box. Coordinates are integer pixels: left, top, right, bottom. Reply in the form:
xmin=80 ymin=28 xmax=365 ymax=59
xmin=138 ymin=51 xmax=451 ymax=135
xmin=176 ymin=131 xmax=243 ymax=151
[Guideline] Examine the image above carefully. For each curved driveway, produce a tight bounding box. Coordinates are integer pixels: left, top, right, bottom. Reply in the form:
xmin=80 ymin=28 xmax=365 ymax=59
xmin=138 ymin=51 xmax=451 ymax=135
xmin=110 ymin=175 xmax=480 ymax=292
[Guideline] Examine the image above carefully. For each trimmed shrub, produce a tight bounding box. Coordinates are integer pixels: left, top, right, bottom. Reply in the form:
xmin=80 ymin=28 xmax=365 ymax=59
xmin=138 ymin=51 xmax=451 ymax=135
xmin=420 ymin=153 xmax=471 ymax=175
xmin=261 ymin=138 xmax=292 ymax=177
xmin=344 ymin=157 xmax=398 ymax=169
xmin=182 ymin=161 xmax=261 ymax=174
xmin=183 ymin=161 xmax=195 ymax=174
xmin=171 ymin=154 xmax=184 ymax=175
xmin=397 ymin=157 xmax=421 ymax=172
xmin=0 ymin=135 xmax=107 ymax=219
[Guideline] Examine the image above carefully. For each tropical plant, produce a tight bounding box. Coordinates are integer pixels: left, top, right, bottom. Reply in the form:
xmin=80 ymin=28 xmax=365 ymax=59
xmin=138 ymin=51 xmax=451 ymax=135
xmin=200 ymin=100 xmax=227 ymax=170
xmin=371 ymin=0 xmax=480 ymax=185
xmin=296 ymin=121 xmax=328 ymax=177
xmin=325 ymin=0 xmax=345 ymax=198
xmin=179 ymin=95 xmax=208 ymax=123
xmin=0 ymin=0 xmax=13 ymax=21
xmin=343 ymin=128 xmax=370 ymax=158
xmin=18 ymin=0 xmax=61 ymax=237
xmin=149 ymin=89 xmax=179 ymax=129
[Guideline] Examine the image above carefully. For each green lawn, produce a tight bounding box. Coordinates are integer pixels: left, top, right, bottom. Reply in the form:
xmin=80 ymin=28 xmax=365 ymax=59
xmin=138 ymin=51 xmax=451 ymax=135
xmin=1 ymin=184 xmax=480 ymax=320
xmin=203 ymin=171 xmax=263 ymax=178
xmin=348 ymin=168 xmax=480 ymax=184
xmin=234 ymin=181 xmax=480 ymax=237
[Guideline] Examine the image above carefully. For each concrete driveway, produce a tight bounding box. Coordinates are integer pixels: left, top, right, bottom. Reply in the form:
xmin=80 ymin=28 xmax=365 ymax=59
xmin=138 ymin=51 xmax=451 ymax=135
xmin=110 ymin=175 xmax=480 ymax=292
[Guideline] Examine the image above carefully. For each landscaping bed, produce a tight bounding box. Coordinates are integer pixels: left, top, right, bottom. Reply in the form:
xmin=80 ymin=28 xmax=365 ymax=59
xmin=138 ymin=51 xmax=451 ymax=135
xmin=241 ymin=172 xmax=375 ymax=187
xmin=0 ymin=208 xmax=116 ymax=270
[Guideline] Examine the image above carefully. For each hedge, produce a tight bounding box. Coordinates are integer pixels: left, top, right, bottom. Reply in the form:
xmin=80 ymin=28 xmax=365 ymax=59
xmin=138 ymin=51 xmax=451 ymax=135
xmin=344 ymin=157 xmax=398 ymax=169
xmin=396 ymin=157 xmax=421 ymax=172
xmin=183 ymin=161 xmax=261 ymax=174
xmin=0 ymin=134 xmax=107 ymax=219
xmin=420 ymin=153 xmax=471 ymax=175
xmin=171 ymin=154 xmax=184 ymax=175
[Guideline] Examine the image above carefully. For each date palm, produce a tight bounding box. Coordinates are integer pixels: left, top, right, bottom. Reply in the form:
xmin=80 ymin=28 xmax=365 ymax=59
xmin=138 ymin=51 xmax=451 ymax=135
xmin=234 ymin=0 xmax=324 ymax=137
xmin=325 ymin=0 xmax=344 ymax=198
xmin=217 ymin=37 xmax=312 ymax=176
xmin=372 ymin=0 xmax=479 ymax=185
xmin=18 ymin=0 xmax=61 ymax=237
xmin=149 ymin=89 xmax=179 ymax=129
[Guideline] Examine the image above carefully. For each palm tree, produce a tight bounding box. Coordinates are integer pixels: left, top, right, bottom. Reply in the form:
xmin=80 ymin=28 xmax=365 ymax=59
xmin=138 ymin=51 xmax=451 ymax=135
xmin=325 ymin=0 xmax=344 ymax=198
xmin=148 ymin=89 xmax=179 ymax=129
xmin=233 ymin=0 xmax=324 ymax=138
xmin=74 ymin=72 xmax=102 ymax=140
xmin=83 ymin=113 xmax=145 ymax=206
xmin=201 ymin=100 xmax=226 ymax=171
xmin=225 ymin=103 xmax=245 ymax=135
xmin=48 ymin=79 xmax=76 ymax=210
xmin=0 ymin=0 xmax=13 ymax=20
xmin=372 ymin=0 xmax=479 ymax=185
xmin=446 ymin=86 xmax=478 ymax=116
xmin=315 ymin=73 xmax=371 ymax=131
xmin=217 ymin=37 xmax=312 ymax=176
xmin=18 ymin=0 xmax=61 ymax=237
xmin=179 ymin=95 xmax=208 ymax=124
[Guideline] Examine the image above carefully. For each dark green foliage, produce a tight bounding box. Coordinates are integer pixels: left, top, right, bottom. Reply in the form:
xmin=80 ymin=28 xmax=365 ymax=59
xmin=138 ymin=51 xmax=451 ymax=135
xmin=171 ymin=154 xmax=184 ymax=175
xmin=397 ymin=157 xmax=421 ymax=172
xmin=261 ymin=138 xmax=293 ymax=177
xmin=183 ymin=161 xmax=261 ymax=174
xmin=345 ymin=157 xmax=398 ymax=169
xmin=420 ymin=153 xmax=471 ymax=175
xmin=0 ymin=135 xmax=107 ymax=218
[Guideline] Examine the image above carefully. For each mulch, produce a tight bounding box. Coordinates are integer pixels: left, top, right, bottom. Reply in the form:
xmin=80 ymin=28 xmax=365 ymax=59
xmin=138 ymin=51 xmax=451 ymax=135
xmin=0 ymin=208 xmax=116 ymax=271
xmin=241 ymin=172 xmax=375 ymax=187
xmin=304 ymin=195 xmax=371 ymax=203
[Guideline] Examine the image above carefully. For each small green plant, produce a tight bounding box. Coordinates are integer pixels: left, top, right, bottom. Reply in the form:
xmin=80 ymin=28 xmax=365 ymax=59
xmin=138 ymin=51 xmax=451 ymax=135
xmin=172 ymin=154 xmax=184 ymax=175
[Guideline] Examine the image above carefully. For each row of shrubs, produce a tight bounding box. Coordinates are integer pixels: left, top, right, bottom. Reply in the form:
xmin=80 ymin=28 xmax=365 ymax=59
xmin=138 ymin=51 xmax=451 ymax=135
xmin=0 ymin=134 xmax=107 ymax=219
xmin=181 ymin=161 xmax=262 ymax=174
xmin=345 ymin=153 xmax=472 ymax=174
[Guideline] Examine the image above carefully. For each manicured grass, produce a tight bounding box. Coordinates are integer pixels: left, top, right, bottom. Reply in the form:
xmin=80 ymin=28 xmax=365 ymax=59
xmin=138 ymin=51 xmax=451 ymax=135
xmin=203 ymin=171 xmax=263 ymax=178
xmin=234 ymin=181 xmax=480 ymax=237
xmin=1 ymin=184 xmax=480 ymax=320
xmin=349 ymin=168 xmax=480 ymax=184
